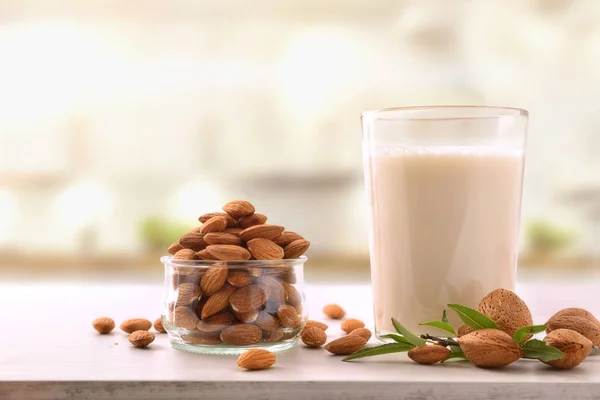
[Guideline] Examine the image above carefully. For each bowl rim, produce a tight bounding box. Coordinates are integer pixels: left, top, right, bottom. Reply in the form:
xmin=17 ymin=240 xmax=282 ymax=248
xmin=160 ymin=255 xmax=307 ymax=268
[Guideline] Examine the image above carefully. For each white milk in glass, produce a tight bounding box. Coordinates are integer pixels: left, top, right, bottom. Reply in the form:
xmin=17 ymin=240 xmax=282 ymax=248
xmin=366 ymin=146 xmax=525 ymax=335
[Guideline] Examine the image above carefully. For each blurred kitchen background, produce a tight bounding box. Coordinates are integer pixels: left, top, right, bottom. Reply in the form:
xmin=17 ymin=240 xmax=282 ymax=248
xmin=0 ymin=0 xmax=598 ymax=282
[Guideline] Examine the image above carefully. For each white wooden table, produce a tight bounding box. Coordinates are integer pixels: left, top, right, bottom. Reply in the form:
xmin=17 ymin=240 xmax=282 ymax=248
xmin=1 ymin=275 xmax=600 ymax=400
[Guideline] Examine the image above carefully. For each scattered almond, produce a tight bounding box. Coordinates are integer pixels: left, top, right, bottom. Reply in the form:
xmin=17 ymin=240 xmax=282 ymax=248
xmin=278 ymin=305 xmax=300 ymax=328
xmin=272 ymin=231 xmax=304 ymax=247
xmin=457 ymin=329 xmax=523 ymax=368
xmin=349 ymin=328 xmax=372 ymax=341
xmin=238 ymin=213 xmax=268 ymax=229
xmin=173 ymin=249 xmax=197 ymax=260
xmin=325 ymin=335 xmax=367 ymax=355
xmin=302 ymin=327 xmax=327 ymax=348
xmin=548 ymin=308 xmax=600 ymax=329
xmin=323 ymin=304 xmax=346 ymax=320
xmin=478 ymin=288 xmax=533 ymax=337
xmin=206 ymin=244 xmax=251 ymax=261
xmin=200 ymin=267 xmax=229 ymax=296
xmin=168 ymin=242 xmax=183 ymax=255
xmin=198 ymin=212 xmax=236 ymax=228
xmin=457 ymin=324 xmax=475 ymax=338
xmin=221 ymin=324 xmax=263 ymax=346
xmin=120 ymin=318 xmax=152 ymax=334
xmin=200 ymin=284 xmax=236 ymax=319
xmin=283 ymin=239 xmax=310 ymax=259
xmin=304 ymin=320 xmax=328 ymax=332
xmin=546 ymin=315 xmax=600 ymax=346
xmin=543 ymin=328 xmax=592 ymax=369
xmin=408 ymin=345 xmax=451 ymax=364
xmin=179 ymin=233 xmax=208 ymax=251
xmin=204 ymin=232 xmax=243 ymax=246
xmin=92 ymin=317 xmax=115 ymax=334
xmin=341 ymin=319 xmax=365 ymax=334
xmin=199 ymin=216 xmax=228 ymax=235
xmin=240 ymin=225 xmax=285 ymax=242
xmin=237 ymin=349 xmax=276 ymax=370
xmin=223 ymin=200 xmax=255 ymax=219
xmin=227 ymin=270 xmax=255 ymax=287
xmin=154 ymin=318 xmax=166 ymax=333
xmin=128 ymin=331 xmax=155 ymax=348
xmin=230 ymin=285 xmax=268 ymax=313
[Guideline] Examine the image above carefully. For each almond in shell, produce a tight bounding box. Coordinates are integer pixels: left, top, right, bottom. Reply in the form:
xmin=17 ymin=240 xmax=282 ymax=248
xmin=546 ymin=315 xmax=600 ymax=346
xmin=457 ymin=329 xmax=523 ymax=368
xmin=478 ymin=288 xmax=533 ymax=337
xmin=548 ymin=308 xmax=600 ymax=328
xmin=221 ymin=324 xmax=262 ymax=346
xmin=543 ymin=328 xmax=592 ymax=369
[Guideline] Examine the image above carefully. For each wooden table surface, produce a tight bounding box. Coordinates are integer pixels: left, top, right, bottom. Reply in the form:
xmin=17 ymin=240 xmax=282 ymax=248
xmin=1 ymin=273 xmax=600 ymax=400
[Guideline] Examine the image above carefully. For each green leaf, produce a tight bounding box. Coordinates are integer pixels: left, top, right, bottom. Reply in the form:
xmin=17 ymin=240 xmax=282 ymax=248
xmin=391 ymin=318 xmax=427 ymax=346
xmin=442 ymin=346 xmax=467 ymax=363
xmin=522 ymin=339 xmax=564 ymax=362
xmin=442 ymin=310 xmax=449 ymax=323
xmin=513 ymin=325 xmax=547 ymax=344
xmin=447 ymin=304 xmax=499 ymax=330
xmin=342 ymin=343 xmax=414 ymax=361
xmin=380 ymin=334 xmax=416 ymax=347
xmin=419 ymin=320 xmax=456 ymax=335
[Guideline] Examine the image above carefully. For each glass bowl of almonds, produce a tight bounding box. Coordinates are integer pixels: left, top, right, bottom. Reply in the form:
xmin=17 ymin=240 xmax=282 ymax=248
xmin=160 ymin=200 xmax=310 ymax=355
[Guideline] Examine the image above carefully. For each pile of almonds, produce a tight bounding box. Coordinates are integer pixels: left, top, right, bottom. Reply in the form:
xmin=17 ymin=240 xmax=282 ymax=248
xmin=164 ymin=200 xmax=310 ymax=347
xmin=168 ymin=200 xmax=310 ymax=261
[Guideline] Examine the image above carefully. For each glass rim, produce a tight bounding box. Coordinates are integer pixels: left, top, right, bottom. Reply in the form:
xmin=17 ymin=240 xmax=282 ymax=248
xmin=362 ymin=105 xmax=528 ymax=121
xmin=160 ymin=255 xmax=307 ymax=268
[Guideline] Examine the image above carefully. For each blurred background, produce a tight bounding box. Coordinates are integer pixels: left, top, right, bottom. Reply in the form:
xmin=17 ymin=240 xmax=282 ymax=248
xmin=1 ymin=0 xmax=598 ymax=282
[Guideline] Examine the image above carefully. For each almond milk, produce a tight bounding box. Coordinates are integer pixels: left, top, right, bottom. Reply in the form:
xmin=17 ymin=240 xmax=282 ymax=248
xmin=365 ymin=146 xmax=525 ymax=336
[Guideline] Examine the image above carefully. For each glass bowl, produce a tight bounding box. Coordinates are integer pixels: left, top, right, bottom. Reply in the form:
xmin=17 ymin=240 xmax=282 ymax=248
xmin=160 ymin=256 xmax=307 ymax=355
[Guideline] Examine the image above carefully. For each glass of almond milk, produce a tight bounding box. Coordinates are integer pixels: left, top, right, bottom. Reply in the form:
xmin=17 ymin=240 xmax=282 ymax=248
xmin=362 ymin=106 xmax=528 ymax=339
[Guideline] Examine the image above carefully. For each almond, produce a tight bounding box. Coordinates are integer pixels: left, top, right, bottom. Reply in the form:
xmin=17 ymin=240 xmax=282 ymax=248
xmin=546 ymin=315 xmax=600 ymax=346
xmin=457 ymin=324 xmax=475 ymax=338
xmin=283 ymin=282 xmax=302 ymax=306
xmin=200 ymin=267 xmax=229 ymax=296
xmin=293 ymin=304 xmax=303 ymax=315
xmin=408 ymin=345 xmax=451 ymax=364
xmin=301 ymin=327 xmax=327 ymax=348
xmin=197 ymin=312 xmax=236 ymax=332
xmin=255 ymin=311 xmax=280 ymax=332
xmin=199 ymin=216 xmax=228 ymax=235
xmin=263 ymin=330 xmax=285 ymax=342
xmin=543 ymin=328 xmax=592 ymax=369
xmin=278 ymin=305 xmax=300 ymax=328
xmin=92 ymin=317 xmax=115 ymax=334
xmin=176 ymin=283 xmax=201 ymax=306
xmin=234 ymin=309 xmax=259 ymax=323
xmin=303 ymin=320 xmax=328 ymax=332
xmin=256 ymin=275 xmax=286 ymax=303
xmin=478 ymin=288 xmax=533 ymax=337
xmin=237 ymin=349 xmax=276 ymax=370
xmin=227 ymin=270 xmax=255 ymax=287
xmin=206 ymin=244 xmax=251 ymax=261
xmin=238 ymin=213 xmax=268 ymax=229
xmin=168 ymin=242 xmax=183 ymax=255
xmin=548 ymin=308 xmax=600 ymax=329
xmin=341 ymin=319 xmax=365 ymax=334
xmin=272 ymin=231 xmax=304 ymax=247
xmin=174 ymin=306 xmax=200 ymax=330
xmin=323 ymin=304 xmax=346 ymax=320
xmin=204 ymin=232 xmax=243 ymax=246
xmin=457 ymin=329 xmax=523 ymax=368
xmin=179 ymin=232 xmax=208 ymax=251
xmin=173 ymin=249 xmax=198 ymax=260
xmin=230 ymin=284 xmax=268 ymax=313
xmin=197 ymin=249 xmax=218 ymax=260
xmin=349 ymin=328 xmax=372 ymax=341
xmin=325 ymin=335 xmax=367 ymax=355
xmin=223 ymin=200 xmax=255 ymax=219
xmin=201 ymin=284 xmax=236 ymax=319
xmin=120 ymin=318 xmax=152 ymax=333
xmin=154 ymin=318 xmax=166 ymax=333
xmin=183 ymin=270 xmax=204 ymax=284
xmin=224 ymin=227 xmax=244 ymax=237
xmin=128 ymin=331 xmax=155 ymax=348
xmin=221 ymin=324 xmax=262 ymax=346
xmin=240 ymin=225 xmax=285 ymax=242
xmin=283 ymin=239 xmax=310 ymax=259
xmin=246 ymin=238 xmax=284 ymax=260
xmin=199 ymin=212 xmax=237 ymax=228
xmin=182 ymin=331 xmax=223 ymax=345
